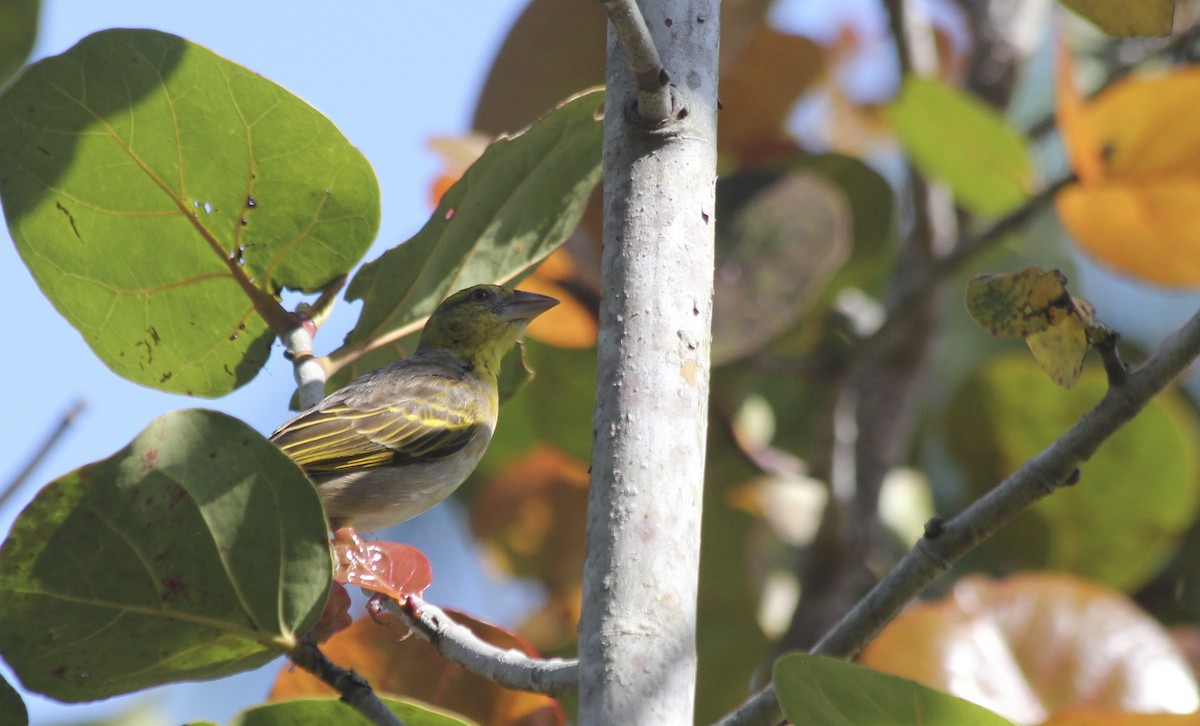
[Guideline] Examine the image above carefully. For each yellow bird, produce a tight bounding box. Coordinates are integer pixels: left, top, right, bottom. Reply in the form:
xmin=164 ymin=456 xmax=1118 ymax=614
xmin=271 ymin=284 xmax=558 ymax=533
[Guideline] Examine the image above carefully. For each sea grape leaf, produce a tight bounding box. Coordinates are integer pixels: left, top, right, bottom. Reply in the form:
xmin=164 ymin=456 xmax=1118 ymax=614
xmin=0 ymin=0 xmax=37 ymax=88
xmin=234 ymin=697 xmax=473 ymax=726
xmin=0 ymin=409 xmax=331 ymax=701
xmin=774 ymin=652 xmax=1016 ymax=725
xmin=861 ymin=573 xmax=1199 ymax=722
xmin=0 ymin=29 xmax=380 ymax=396
xmin=944 ymin=357 xmax=1200 ymax=592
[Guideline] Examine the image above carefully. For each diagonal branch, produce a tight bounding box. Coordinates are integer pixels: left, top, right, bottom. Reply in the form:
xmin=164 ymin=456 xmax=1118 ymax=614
xmin=288 ymin=641 xmax=405 ymax=726
xmin=713 ymin=305 xmax=1200 ymax=725
xmin=387 ymin=596 xmax=579 ymax=696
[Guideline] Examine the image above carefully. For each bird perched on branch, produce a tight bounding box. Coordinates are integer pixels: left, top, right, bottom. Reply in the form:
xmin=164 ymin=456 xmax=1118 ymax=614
xmin=271 ymin=284 xmax=558 ymax=534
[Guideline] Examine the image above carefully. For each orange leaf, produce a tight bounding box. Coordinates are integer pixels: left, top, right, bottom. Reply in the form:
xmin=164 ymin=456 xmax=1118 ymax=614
xmin=522 ymin=251 xmax=597 ymax=349
xmin=471 ymin=445 xmax=589 ymax=651
xmin=1055 ymin=42 xmax=1104 ymax=185
xmin=1056 ymin=68 xmax=1200 ymax=286
xmin=861 ymin=573 xmax=1199 ymax=724
xmin=1057 ymin=180 xmax=1200 ymax=286
xmin=271 ymin=610 xmax=564 ymax=726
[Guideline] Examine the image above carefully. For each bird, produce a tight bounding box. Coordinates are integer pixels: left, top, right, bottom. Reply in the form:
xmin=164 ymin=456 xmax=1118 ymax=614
xmin=270 ymin=284 xmax=558 ymax=534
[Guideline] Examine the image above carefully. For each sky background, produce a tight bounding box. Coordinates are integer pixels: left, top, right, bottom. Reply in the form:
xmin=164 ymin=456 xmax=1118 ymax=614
xmin=1 ymin=2 xmax=534 ymax=723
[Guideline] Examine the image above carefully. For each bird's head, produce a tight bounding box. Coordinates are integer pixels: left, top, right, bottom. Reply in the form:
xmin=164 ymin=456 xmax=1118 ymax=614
xmin=417 ymin=284 xmax=559 ymax=378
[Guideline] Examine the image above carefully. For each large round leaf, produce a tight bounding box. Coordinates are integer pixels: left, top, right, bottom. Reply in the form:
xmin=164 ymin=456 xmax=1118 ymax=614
xmin=861 ymin=573 xmax=1199 ymax=723
xmin=943 ymin=355 xmax=1200 ymax=591
xmin=0 ymin=29 xmax=380 ymax=396
xmin=0 ymin=409 xmax=331 ymax=702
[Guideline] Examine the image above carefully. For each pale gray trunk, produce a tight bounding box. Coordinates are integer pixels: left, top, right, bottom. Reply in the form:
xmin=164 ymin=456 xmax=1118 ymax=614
xmin=578 ymin=0 xmax=719 ymax=723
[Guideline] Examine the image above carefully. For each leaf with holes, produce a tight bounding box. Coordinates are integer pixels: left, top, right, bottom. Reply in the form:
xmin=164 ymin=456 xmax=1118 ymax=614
xmin=966 ymin=267 xmax=1074 ymax=339
xmin=966 ymin=268 xmax=1097 ymax=388
xmin=0 ymin=29 xmax=379 ymax=396
xmin=0 ymin=409 xmax=331 ymax=702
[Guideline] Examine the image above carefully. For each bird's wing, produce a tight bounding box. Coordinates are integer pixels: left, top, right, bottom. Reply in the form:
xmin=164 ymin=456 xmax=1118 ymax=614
xmin=271 ymin=369 xmax=489 ymax=474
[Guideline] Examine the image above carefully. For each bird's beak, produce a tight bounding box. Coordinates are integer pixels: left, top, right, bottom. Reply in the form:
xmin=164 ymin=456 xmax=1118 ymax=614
xmin=496 ymin=289 xmax=559 ymax=323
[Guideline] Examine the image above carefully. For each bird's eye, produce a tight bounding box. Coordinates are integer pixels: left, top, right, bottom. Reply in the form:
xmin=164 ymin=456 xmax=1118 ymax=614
xmin=469 ymin=288 xmax=491 ymax=303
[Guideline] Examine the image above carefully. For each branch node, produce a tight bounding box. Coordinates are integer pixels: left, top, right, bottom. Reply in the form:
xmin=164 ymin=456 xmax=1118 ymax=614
xmin=598 ymin=0 xmax=674 ymax=124
xmin=922 ymin=516 xmax=946 ymax=539
xmin=1091 ymin=326 xmax=1129 ymax=387
xmin=916 ymin=535 xmax=953 ymax=570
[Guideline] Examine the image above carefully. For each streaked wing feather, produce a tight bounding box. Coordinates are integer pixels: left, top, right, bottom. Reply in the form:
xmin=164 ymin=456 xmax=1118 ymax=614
xmin=271 ymin=360 xmax=492 ymax=474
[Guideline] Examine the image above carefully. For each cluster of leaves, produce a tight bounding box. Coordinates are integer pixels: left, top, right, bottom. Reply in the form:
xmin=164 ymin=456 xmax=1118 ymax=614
xmin=4 ymin=1 xmax=1200 ymax=726
xmin=0 ymin=19 xmax=601 ymax=726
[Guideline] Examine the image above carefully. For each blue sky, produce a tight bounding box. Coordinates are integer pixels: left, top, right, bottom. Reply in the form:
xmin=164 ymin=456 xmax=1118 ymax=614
xmin=2 ymin=2 xmax=533 ymax=723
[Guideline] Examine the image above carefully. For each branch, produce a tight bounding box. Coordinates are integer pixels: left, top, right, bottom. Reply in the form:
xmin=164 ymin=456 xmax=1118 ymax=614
xmin=597 ymin=0 xmax=674 ymax=123
xmin=0 ymin=399 xmax=86 ymax=511
xmin=288 ymin=641 xmax=405 ymax=726
xmin=280 ymin=275 xmax=344 ymax=410
xmin=387 ymin=596 xmax=579 ymax=696
xmin=713 ymin=306 xmax=1200 ymax=725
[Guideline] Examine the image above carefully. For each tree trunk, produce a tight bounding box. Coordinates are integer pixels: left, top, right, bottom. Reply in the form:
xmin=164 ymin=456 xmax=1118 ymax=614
xmin=578 ymin=0 xmax=719 ymax=723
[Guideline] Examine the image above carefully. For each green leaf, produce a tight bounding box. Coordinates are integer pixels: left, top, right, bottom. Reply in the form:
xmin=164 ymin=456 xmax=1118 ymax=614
xmin=0 ymin=409 xmax=331 ymax=702
xmin=0 ymin=29 xmax=380 ymax=397
xmin=330 ymin=88 xmax=604 ymax=373
xmin=0 ymin=672 xmax=27 ymax=726
xmin=233 ymin=697 xmax=472 ymax=726
xmin=1059 ymin=0 xmax=1174 ymax=38
xmin=944 ymin=355 xmax=1200 ymax=591
xmin=885 ymin=77 xmax=1030 ymax=216
xmin=774 ymin=653 xmax=1016 ymax=725
xmin=0 ymin=0 xmax=37 ymax=89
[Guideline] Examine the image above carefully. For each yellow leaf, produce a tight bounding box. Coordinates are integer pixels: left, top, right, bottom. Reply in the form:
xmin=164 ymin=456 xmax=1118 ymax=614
xmin=965 ymin=267 xmax=1072 ymax=338
xmin=965 ymin=267 xmax=1096 ymax=388
xmin=1059 ymin=0 xmax=1174 ymax=39
xmin=1056 ymin=67 xmax=1200 ymax=287
xmin=1026 ymin=313 xmax=1088 ymax=388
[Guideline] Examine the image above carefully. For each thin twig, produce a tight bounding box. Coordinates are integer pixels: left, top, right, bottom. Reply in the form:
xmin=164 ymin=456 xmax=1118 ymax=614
xmin=0 ymin=399 xmax=86 ymax=511
xmin=387 ymin=596 xmax=579 ymax=696
xmin=597 ymin=0 xmax=673 ymax=123
xmin=281 ymin=320 xmax=328 ymax=410
xmin=713 ymin=305 xmax=1200 ymax=726
xmin=288 ymin=641 xmax=405 ymax=726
